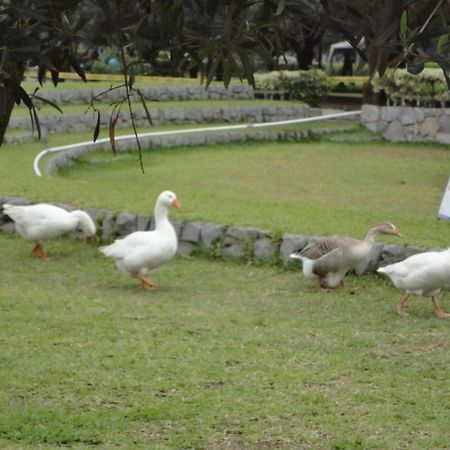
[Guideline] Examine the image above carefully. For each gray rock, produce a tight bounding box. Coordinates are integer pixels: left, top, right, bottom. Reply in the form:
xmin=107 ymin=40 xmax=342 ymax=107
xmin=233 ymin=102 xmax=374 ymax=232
xmin=226 ymin=226 xmax=269 ymax=240
xmin=180 ymin=221 xmax=203 ymax=243
xmin=279 ymin=234 xmax=310 ymax=264
xmin=101 ymin=211 xmax=117 ymax=241
xmin=114 ymin=211 xmax=137 ymax=236
xmin=414 ymin=107 xmax=425 ymax=122
xmin=177 ymin=241 xmax=196 ymax=255
xmin=380 ymin=244 xmax=423 ymax=266
xmin=380 ymin=106 xmax=401 ymax=122
xmin=199 ymin=222 xmax=226 ymax=247
xmin=419 ymin=117 xmax=439 ymax=137
xmin=384 ymin=120 xmax=404 ymax=141
xmin=253 ymin=237 xmax=279 ymax=261
xmin=438 ymin=115 xmax=450 ymax=133
xmin=363 ymin=122 xmax=379 ymax=133
xmin=136 ymin=215 xmax=152 ymax=231
xmin=220 ymin=226 xmax=268 ymax=259
xmin=361 ymin=105 xmax=380 ymax=123
xmin=400 ymin=108 xmax=417 ymax=125
xmin=435 ymin=133 xmax=450 ymax=144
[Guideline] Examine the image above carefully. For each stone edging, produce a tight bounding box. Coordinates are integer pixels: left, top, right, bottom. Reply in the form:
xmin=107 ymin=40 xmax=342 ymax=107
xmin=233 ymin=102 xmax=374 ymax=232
xmin=0 ymin=196 xmax=428 ymax=274
xmin=361 ymin=105 xmax=450 ymax=143
xmin=8 ymin=104 xmax=335 ymax=134
xmin=30 ymin=84 xmax=255 ymax=105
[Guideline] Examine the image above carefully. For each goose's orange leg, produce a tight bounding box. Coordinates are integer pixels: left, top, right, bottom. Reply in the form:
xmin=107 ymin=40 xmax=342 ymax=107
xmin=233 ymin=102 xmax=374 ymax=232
xmin=131 ymin=273 xmax=156 ymax=290
xmin=340 ymin=280 xmax=356 ymax=294
xmin=32 ymin=244 xmax=49 ymax=259
xmin=431 ymin=296 xmax=450 ymax=318
xmin=397 ymin=292 xmax=410 ymax=316
xmin=315 ymin=278 xmax=330 ymax=293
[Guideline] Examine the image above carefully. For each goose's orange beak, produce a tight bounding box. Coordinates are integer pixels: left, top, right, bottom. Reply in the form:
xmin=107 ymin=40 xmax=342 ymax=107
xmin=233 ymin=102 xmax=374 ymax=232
xmin=172 ymin=198 xmax=181 ymax=209
xmin=85 ymin=235 xmax=94 ymax=244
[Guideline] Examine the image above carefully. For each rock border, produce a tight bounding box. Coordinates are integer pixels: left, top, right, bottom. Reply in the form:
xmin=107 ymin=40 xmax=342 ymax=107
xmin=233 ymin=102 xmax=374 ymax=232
xmin=27 ymin=84 xmax=255 ymax=105
xmin=0 ymin=196 xmax=429 ymax=274
xmin=8 ymin=104 xmax=336 ymax=135
xmin=361 ymin=104 xmax=450 ymax=144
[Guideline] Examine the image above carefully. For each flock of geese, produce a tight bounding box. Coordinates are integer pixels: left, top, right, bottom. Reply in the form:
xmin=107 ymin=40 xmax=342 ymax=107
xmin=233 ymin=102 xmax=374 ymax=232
xmin=3 ymin=190 xmax=450 ymax=318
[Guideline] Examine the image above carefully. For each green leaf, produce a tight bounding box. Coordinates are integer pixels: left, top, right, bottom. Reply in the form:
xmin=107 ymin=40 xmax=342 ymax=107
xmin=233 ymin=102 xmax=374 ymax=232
xmin=31 ymin=106 xmax=41 ymax=140
xmin=69 ymin=56 xmax=87 ymax=83
xmin=37 ymin=65 xmax=46 ymax=86
xmin=93 ymin=111 xmax=101 ymax=143
xmin=33 ymin=94 xmax=64 ymax=114
xmin=437 ymin=33 xmax=449 ymax=53
xmin=275 ymin=0 xmax=286 ymax=16
xmin=50 ymin=70 xmax=59 ymax=87
xmin=400 ymin=10 xmax=408 ymax=39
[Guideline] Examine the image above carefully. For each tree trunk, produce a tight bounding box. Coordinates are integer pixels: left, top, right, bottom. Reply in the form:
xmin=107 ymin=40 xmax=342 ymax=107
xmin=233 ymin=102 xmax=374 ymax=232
xmin=0 ymin=66 xmax=25 ymax=146
xmin=362 ymin=82 xmax=380 ymax=105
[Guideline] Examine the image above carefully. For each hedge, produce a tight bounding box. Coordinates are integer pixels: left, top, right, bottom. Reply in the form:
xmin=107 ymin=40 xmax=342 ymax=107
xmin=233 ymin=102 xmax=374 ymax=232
xmin=254 ymin=69 xmax=330 ymax=106
xmin=373 ymin=68 xmax=450 ymax=107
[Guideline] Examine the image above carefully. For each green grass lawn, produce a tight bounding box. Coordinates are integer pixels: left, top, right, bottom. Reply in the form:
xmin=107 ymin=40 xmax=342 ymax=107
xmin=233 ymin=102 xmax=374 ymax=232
xmin=2 ymin=94 xmax=450 ymax=449
xmin=1 ymin=232 xmax=449 ymax=449
xmin=1 ymin=126 xmax=448 ymax=249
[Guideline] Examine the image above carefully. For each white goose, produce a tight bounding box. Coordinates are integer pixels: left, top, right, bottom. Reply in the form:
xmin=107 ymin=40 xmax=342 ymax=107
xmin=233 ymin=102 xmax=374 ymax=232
xmin=3 ymin=203 xmax=96 ymax=258
xmin=290 ymin=223 xmax=401 ymax=292
xmin=100 ymin=191 xmax=181 ymax=290
xmin=378 ymin=248 xmax=450 ymax=318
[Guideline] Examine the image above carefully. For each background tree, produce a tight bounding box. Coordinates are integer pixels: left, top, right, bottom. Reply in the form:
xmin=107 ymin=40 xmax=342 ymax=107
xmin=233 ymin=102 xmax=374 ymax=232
xmin=1 ymin=0 xmax=450 ymax=149
xmin=319 ymin=0 xmax=450 ymax=104
xmin=0 ymin=0 xmax=86 ymax=144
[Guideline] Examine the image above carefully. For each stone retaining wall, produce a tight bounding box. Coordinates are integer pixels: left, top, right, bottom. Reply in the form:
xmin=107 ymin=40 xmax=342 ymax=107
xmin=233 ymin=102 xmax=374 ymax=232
xmin=30 ymin=84 xmax=255 ymax=105
xmin=0 ymin=196 xmax=428 ymax=273
xmin=361 ymin=105 xmax=450 ymax=143
xmin=9 ymin=104 xmax=326 ymax=135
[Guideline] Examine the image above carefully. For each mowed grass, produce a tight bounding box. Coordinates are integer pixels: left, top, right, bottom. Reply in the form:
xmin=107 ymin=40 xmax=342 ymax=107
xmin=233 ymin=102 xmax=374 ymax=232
xmin=1 ymin=127 xmax=447 ymax=248
xmin=1 ymin=232 xmax=450 ymax=449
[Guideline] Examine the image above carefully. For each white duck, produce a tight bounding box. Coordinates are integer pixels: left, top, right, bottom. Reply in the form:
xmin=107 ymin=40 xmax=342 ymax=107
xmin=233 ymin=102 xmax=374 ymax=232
xmin=290 ymin=223 xmax=401 ymax=292
xmin=3 ymin=203 xmax=96 ymax=258
xmin=100 ymin=191 xmax=181 ymax=290
xmin=378 ymin=248 xmax=450 ymax=318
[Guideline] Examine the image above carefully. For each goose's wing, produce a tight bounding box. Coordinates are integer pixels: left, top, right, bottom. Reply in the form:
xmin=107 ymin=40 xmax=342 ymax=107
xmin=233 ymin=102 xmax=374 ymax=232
xmin=312 ymin=247 xmax=345 ymax=277
xmin=3 ymin=204 xmax=70 ymax=238
xmin=300 ymin=236 xmax=359 ymax=260
xmin=380 ymin=251 xmax=442 ymax=279
xmin=100 ymin=231 xmax=156 ymax=259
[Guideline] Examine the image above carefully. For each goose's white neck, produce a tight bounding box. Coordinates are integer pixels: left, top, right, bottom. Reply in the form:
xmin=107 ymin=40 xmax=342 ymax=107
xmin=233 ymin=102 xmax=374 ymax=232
xmin=69 ymin=210 xmax=95 ymax=234
xmin=154 ymin=202 xmax=171 ymax=229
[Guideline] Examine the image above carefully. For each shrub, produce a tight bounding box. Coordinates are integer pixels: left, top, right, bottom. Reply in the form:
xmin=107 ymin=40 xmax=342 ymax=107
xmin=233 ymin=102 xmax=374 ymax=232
xmin=254 ymin=69 xmax=330 ymax=106
xmin=372 ymin=68 xmax=450 ymax=107
xmin=279 ymin=69 xmax=329 ymax=106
